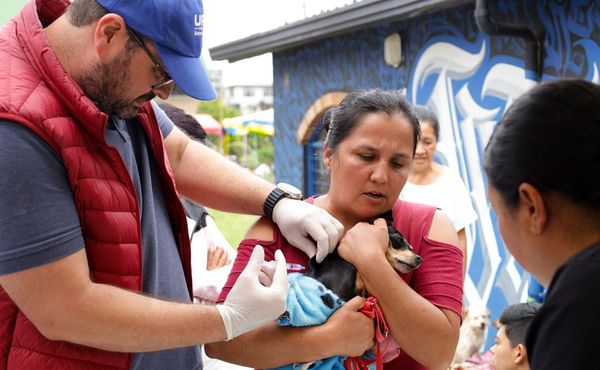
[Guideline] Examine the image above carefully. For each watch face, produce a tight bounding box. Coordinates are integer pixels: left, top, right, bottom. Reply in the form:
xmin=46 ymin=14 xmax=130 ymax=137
xmin=277 ymin=182 xmax=303 ymax=199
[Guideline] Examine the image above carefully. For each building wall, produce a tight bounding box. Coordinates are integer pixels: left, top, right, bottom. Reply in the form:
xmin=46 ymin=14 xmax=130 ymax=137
xmin=272 ymin=0 xmax=599 ymax=350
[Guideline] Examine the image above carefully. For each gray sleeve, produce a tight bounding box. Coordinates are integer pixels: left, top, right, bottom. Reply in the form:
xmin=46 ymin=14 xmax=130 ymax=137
xmin=0 ymin=121 xmax=84 ymax=275
xmin=151 ymin=100 xmax=174 ymax=138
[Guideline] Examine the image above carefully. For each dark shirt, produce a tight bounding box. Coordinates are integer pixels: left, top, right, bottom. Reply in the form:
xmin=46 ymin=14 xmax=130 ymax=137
xmin=526 ymin=240 xmax=600 ymax=369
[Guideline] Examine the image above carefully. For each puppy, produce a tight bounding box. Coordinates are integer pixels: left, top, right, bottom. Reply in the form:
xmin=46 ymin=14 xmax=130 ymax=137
xmin=452 ymin=305 xmax=491 ymax=365
xmin=291 ymin=215 xmax=420 ymax=369
xmin=306 ymin=219 xmax=422 ymax=304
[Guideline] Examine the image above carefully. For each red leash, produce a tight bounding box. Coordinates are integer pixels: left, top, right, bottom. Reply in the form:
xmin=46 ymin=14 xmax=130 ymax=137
xmin=344 ymin=297 xmax=390 ymax=370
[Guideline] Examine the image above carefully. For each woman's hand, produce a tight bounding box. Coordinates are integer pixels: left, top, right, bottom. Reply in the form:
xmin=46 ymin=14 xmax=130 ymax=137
xmin=337 ymin=218 xmax=389 ymax=270
xmin=323 ymin=296 xmax=375 ymax=357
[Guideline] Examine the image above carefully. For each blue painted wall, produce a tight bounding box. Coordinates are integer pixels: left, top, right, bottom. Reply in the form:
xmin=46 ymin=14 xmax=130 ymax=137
xmin=272 ymin=0 xmax=600 ymax=351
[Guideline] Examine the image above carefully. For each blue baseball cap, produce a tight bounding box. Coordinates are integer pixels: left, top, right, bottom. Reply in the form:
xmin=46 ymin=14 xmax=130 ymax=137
xmin=97 ymin=0 xmax=217 ymax=100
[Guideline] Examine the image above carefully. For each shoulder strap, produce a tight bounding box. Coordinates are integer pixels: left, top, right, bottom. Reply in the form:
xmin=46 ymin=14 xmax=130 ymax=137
xmin=182 ymin=198 xmax=210 ymax=233
xmin=193 ymin=208 xmax=210 ymax=232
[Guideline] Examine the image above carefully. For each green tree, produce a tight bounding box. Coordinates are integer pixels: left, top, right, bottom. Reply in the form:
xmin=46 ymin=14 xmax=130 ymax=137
xmin=197 ymin=100 xmax=240 ymax=121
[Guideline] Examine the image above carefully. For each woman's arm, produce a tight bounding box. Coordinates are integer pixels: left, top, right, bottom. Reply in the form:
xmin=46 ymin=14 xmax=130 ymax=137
xmin=206 ymin=297 xmax=373 ymax=367
xmin=205 ymin=218 xmax=374 ymax=367
xmin=458 ymin=227 xmax=467 ymax=275
xmin=338 ymin=213 xmax=462 ymax=370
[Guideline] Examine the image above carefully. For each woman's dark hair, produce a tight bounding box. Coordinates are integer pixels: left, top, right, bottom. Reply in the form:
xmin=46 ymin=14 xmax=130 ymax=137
xmin=498 ymin=302 xmax=541 ymax=347
xmin=413 ymin=104 xmax=440 ymax=140
xmin=322 ymin=89 xmax=420 ymax=154
xmin=484 ymin=79 xmax=600 ymax=209
xmin=158 ymin=103 xmax=207 ymax=143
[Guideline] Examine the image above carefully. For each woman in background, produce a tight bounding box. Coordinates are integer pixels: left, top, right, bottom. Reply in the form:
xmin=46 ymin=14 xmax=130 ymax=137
xmin=400 ymin=105 xmax=478 ymax=271
xmin=484 ymin=79 xmax=600 ymax=369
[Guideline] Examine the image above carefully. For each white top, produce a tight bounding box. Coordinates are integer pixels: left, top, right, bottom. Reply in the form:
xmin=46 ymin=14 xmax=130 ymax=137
xmin=188 ymin=215 xmax=235 ymax=304
xmin=400 ymin=166 xmax=478 ymax=231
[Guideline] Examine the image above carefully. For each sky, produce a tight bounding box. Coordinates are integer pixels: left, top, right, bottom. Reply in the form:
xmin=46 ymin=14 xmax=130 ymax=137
xmin=201 ymin=0 xmax=356 ymax=86
xmin=0 ymin=0 xmax=356 ymax=86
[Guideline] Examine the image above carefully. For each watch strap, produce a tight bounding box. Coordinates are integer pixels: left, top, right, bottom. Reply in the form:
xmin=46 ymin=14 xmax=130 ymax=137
xmin=263 ymin=187 xmax=287 ymax=218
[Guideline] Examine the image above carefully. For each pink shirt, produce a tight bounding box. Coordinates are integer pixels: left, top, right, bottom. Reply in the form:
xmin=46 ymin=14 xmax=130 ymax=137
xmin=218 ymin=199 xmax=463 ymax=370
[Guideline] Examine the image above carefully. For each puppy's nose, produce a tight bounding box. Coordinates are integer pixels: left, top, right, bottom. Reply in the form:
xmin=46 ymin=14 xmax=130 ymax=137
xmin=415 ymin=255 xmax=422 ymax=265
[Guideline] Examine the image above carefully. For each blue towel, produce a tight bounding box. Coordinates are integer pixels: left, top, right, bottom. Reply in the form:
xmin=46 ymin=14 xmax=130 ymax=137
xmin=270 ymin=273 xmax=348 ymax=370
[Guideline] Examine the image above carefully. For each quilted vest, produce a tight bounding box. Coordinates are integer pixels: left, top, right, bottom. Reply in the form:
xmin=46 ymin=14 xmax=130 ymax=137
xmin=0 ymin=1 xmax=192 ymax=369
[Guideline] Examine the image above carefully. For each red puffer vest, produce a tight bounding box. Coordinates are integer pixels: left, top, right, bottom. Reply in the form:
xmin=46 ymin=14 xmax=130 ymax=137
xmin=0 ymin=1 xmax=192 ymax=369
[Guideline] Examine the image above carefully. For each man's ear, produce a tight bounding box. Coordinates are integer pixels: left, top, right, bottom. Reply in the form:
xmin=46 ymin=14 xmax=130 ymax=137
xmin=93 ymin=13 xmax=129 ymax=60
xmin=514 ymin=343 xmax=527 ymax=364
xmin=517 ymin=183 xmax=547 ymax=235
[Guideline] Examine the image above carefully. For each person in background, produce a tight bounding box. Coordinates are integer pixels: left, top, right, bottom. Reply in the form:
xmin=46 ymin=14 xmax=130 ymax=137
xmin=400 ymin=105 xmax=477 ymax=273
xmin=0 ymin=0 xmax=344 ymax=368
xmin=484 ymin=79 xmax=600 ymax=369
xmin=490 ymin=303 xmax=539 ymax=370
xmin=159 ymin=101 xmax=250 ymax=370
xmin=158 ymin=102 xmax=236 ymax=305
xmin=206 ymin=89 xmax=463 ymax=370
xmin=453 ymin=302 xmax=539 ymax=370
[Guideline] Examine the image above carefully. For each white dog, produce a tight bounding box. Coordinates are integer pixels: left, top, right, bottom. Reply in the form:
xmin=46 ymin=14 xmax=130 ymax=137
xmin=452 ymin=305 xmax=491 ymax=365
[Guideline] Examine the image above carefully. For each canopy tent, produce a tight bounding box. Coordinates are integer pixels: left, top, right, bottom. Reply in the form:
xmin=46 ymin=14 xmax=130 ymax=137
xmin=222 ymin=109 xmax=274 ymax=168
xmin=194 ymin=113 xmax=224 ymax=137
xmin=222 ymin=109 xmax=274 ymax=136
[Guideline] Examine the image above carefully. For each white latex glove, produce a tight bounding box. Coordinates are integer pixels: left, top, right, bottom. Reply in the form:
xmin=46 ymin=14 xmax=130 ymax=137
xmin=215 ymin=245 xmax=288 ymax=340
xmin=258 ymin=259 xmax=277 ymax=287
xmin=272 ymin=198 xmax=344 ymax=263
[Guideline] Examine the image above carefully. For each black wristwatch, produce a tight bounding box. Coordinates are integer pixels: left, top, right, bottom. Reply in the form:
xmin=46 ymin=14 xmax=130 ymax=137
xmin=263 ymin=182 xmax=303 ymax=218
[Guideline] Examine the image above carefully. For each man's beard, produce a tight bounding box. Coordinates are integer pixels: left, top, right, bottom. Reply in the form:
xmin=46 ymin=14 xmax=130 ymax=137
xmin=78 ymin=52 xmax=155 ymax=119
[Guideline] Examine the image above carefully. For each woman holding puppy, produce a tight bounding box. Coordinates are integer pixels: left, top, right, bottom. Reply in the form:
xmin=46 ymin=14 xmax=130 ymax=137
xmin=206 ymin=90 xmax=463 ymax=370
xmin=484 ymin=79 xmax=600 ymax=369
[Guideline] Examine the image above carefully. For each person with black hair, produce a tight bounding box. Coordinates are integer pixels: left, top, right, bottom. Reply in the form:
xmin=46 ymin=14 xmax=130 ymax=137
xmin=159 ymin=102 xmax=250 ymax=370
xmin=484 ymin=79 xmax=600 ymax=369
xmin=207 ymin=89 xmax=463 ymax=370
xmin=490 ymin=303 xmax=540 ymax=370
xmin=158 ymin=102 xmax=235 ymax=305
xmin=453 ymin=303 xmax=539 ymax=370
xmin=158 ymin=103 xmax=208 ymax=143
xmin=400 ymin=105 xmax=477 ymax=271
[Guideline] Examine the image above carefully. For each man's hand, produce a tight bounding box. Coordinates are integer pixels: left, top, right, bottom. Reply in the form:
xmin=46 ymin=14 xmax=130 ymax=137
xmin=272 ymin=198 xmax=343 ymax=263
xmin=216 ymin=246 xmax=288 ymax=340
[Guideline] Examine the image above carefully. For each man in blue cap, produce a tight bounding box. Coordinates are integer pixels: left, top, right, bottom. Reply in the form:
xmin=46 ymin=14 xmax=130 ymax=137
xmin=0 ymin=0 xmax=344 ymax=369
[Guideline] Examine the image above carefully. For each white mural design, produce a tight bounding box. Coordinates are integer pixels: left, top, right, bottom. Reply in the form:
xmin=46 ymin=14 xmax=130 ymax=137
xmin=410 ymin=38 xmax=538 ymax=313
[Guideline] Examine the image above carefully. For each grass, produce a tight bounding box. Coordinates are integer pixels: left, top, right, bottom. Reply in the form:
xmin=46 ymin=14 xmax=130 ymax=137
xmin=206 ymin=208 xmax=259 ymax=249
